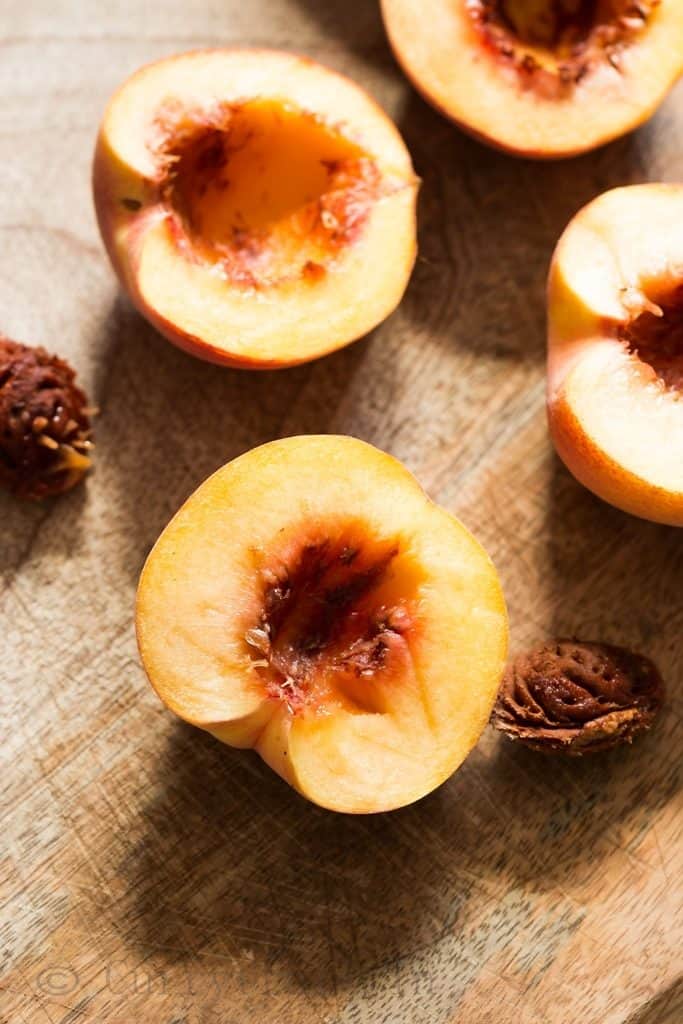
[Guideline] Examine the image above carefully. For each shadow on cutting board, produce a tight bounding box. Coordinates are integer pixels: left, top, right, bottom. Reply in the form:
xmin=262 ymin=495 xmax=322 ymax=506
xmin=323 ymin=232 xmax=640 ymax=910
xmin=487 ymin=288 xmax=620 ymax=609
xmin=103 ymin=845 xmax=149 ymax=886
xmin=396 ymin=90 xmax=648 ymax=366
xmin=547 ymin=456 xmax=683 ymax=653
xmin=120 ymin=721 xmax=459 ymax=994
xmin=626 ymin=977 xmax=683 ymax=1024
xmin=118 ymin=696 xmax=678 ymax=1003
xmin=288 ymin=0 xmax=394 ymax=71
xmin=95 ymin=295 xmax=385 ymax=581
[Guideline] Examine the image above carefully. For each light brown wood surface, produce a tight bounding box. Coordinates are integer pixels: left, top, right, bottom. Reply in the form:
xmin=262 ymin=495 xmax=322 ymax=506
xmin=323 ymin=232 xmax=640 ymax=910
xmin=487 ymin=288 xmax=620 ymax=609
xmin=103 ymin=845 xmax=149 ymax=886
xmin=1 ymin=3 xmax=682 ymax=1023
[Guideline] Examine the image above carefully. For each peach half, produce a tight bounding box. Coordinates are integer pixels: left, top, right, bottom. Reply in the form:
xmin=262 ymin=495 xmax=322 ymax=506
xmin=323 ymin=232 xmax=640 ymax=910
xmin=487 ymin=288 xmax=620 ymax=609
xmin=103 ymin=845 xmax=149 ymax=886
xmin=548 ymin=184 xmax=683 ymax=526
xmin=93 ymin=50 xmax=418 ymax=368
xmin=136 ymin=435 xmax=508 ymax=813
xmin=380 ymin=0 xmax=683 ymax=158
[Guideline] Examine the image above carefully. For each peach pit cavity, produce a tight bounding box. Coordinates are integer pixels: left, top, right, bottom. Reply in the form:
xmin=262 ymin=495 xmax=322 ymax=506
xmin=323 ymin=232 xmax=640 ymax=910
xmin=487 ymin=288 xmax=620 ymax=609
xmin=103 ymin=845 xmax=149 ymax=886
xmin=245 ymin=527 xmax=421 ymax=716
xmin=467 ymin=0 xmax=659 ymax=96
xmin=157 ymin=100 xmax=382 ymax=288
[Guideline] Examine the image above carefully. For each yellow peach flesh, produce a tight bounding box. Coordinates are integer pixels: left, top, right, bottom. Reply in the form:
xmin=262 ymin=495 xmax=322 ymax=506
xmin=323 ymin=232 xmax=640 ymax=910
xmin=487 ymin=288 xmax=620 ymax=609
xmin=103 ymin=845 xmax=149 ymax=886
xmin=167 ymin=101 xmax=377 ymax=283
xmin=136 ymin=436 xmax=508 ymax=814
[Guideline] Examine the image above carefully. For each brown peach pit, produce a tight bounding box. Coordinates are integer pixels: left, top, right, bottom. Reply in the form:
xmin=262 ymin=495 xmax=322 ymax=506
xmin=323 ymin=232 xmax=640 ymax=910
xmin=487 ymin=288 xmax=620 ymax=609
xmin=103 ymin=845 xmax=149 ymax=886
xmin=492 ymin=639 xmax=664 ymax=754
xmin=0 ymin=336 xmax=94 ymax=500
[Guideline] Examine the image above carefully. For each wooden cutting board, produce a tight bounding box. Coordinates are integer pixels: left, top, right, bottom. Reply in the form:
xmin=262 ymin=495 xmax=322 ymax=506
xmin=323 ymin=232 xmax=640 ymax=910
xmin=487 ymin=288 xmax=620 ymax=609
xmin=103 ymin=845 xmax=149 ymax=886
xmin=1 ymin=3 xmax=681 ymax=1022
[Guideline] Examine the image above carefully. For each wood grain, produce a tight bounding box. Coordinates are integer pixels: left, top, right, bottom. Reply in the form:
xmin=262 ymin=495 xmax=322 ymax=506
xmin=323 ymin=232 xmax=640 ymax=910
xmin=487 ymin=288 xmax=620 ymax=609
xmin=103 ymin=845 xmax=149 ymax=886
xmin=1 ymin=3 xmax=681 ymax=1023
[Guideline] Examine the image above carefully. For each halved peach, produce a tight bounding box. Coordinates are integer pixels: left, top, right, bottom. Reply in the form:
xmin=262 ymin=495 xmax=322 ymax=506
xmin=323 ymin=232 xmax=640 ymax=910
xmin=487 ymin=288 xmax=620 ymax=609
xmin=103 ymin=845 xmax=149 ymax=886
xmin=380 ymin=0 xmax=683 ymax=158
xmin=136 ymin=435 xmax=508 ymax=813
xmin=93 ymin=49 xmax=418 ymax=368
xmin=548 ymin=184 xmax=683 ymax=526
